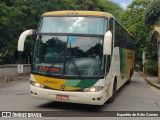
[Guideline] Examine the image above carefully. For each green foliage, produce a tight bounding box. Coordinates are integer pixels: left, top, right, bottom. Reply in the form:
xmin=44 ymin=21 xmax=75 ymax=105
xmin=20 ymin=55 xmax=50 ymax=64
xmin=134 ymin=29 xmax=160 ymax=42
xmin=136 ymin=61 xmax=143 ymax=71
xmin=0 ymin=0 xmax=123 ymax=64
xmin=120 ymin=0 xmax=150 ymax=62
xmin=0 ymin=3 xmax=26 ymax=64
xmin=144 ymin=0 xmax=160 ymax=25
xmin=144 ymin=60 xmax=158 ymax=76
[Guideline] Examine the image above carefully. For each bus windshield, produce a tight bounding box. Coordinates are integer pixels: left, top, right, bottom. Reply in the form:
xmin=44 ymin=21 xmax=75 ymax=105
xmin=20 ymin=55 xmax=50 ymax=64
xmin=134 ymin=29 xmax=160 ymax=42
xmin=32 ymin=35 xmax=104 ymax=78
xmin=38 ymin=17 xmax=105 ymax=35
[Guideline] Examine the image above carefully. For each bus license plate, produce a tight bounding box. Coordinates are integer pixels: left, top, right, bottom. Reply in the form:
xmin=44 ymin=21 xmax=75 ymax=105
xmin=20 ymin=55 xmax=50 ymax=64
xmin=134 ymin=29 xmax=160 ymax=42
xmin=56 ymin=94 xmax=69 ymax=100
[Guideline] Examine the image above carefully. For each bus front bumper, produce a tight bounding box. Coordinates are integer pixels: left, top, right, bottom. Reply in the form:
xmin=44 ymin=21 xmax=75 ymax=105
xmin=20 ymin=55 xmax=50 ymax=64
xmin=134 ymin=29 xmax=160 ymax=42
xmin=30 ymin=85 xmax=107 ymax=105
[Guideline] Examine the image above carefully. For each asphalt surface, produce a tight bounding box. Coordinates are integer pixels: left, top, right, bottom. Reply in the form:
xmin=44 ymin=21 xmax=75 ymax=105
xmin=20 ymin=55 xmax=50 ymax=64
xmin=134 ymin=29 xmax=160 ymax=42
xmin=0 ymin=72 xmax=160 ymax=119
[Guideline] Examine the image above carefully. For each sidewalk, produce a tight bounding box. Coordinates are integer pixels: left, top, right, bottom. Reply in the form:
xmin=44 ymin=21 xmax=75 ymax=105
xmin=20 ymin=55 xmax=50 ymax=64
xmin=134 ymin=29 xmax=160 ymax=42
xmin=140 ymin=72 xmax=160 ymax=89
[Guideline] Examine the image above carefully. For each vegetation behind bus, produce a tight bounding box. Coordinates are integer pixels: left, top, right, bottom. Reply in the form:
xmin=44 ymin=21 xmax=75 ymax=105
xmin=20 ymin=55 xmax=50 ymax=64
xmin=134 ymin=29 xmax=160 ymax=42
xmin=120 ymin=0 xmax=159 ymax=76
xmin=143 ymin=0 xmax=160 ymax=76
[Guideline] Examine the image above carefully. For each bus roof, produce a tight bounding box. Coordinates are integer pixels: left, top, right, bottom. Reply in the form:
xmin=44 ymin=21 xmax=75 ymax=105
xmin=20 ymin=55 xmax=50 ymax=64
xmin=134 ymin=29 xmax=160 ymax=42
xmin=42 ymin=10 xmax=114 ymax=18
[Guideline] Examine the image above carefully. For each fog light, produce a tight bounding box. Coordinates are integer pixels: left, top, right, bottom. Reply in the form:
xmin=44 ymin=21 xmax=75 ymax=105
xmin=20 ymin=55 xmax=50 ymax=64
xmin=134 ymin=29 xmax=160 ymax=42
xmin=97 ymin=97 xmax=102 ymax=101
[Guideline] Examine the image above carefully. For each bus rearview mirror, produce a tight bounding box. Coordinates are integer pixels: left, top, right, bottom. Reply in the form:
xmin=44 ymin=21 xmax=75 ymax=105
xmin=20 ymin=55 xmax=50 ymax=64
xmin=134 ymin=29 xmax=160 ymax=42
xmin=103 ymin=31 xmax=112 ymax=55
xmin=17 ymin=29 xmax=36 ymax=51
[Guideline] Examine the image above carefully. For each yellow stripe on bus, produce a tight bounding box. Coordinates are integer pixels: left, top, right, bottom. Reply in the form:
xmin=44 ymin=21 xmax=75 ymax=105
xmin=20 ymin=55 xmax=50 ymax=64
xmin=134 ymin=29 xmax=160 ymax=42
xmin=126 ymin=49 xmax=135 ymax=80
xmin=33 ymin=75 xmax=80 ymax=90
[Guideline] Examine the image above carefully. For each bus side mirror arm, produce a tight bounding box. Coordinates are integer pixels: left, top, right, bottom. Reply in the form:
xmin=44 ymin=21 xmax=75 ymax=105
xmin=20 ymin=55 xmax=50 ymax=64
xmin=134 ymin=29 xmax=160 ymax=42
xmin=17 ymin=29 xmax=36 ymax=52
xmin=103 ymin=31 xmax=112 ymax=55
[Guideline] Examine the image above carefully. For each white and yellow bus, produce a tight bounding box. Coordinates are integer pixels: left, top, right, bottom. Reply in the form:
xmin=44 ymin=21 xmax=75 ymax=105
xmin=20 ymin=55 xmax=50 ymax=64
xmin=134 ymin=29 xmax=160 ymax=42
xmin=18 ymin=11 xmax=135 ymax=105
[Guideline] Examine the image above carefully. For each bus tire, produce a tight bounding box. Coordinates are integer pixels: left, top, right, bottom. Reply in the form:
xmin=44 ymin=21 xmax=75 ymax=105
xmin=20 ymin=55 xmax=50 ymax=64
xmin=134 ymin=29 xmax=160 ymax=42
xmin=107 ymin=79 xmax=117 ymax=103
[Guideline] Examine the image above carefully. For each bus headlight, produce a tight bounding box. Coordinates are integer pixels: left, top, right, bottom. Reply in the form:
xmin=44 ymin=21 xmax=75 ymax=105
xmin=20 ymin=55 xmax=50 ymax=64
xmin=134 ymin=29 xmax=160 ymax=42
xmin=83 ymin=86 xmax=104 ymax=92
xmin=30 ymin=81 xmax=45 ymax=88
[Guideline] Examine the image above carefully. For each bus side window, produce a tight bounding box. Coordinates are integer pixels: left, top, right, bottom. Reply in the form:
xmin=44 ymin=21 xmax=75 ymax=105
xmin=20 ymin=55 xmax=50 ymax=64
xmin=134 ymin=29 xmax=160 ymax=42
xmin=115 ymin=21 xmax=120 ymax=47
xmin=109 ymin=18 xmax=114 ymax=51
xmin=105 ymin=18 xmax=114 ymax=73
xmin=109 ymin=18 xmax=113 ymax=32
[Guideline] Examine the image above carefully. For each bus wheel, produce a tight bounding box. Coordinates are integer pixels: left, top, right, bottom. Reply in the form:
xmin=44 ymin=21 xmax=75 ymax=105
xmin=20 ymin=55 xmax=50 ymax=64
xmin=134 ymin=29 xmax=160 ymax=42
xmin=107 ymin=79 xmax=117 ymax=103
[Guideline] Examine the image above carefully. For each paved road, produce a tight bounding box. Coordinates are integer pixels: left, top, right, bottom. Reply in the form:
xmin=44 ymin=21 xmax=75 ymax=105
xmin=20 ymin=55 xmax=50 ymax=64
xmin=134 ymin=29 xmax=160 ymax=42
xmin=0 ymin=72 xmax=160 ymax=119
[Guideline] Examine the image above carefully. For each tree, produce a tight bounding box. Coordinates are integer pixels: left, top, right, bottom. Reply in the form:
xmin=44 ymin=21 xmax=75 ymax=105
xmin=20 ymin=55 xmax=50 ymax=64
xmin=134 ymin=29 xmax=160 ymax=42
xmin=144 ymin=0 xmax=160 ymax=25
xmin=120 ymin=0 xmax=151 ymax=64
xmin=0 ymin=3 xmax=26 ymax=64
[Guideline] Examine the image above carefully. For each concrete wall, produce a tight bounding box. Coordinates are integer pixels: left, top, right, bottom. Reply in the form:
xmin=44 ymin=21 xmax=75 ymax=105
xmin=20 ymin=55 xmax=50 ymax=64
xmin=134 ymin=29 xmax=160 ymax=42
xmin=0 ymin=64 xmax=31 ymax=77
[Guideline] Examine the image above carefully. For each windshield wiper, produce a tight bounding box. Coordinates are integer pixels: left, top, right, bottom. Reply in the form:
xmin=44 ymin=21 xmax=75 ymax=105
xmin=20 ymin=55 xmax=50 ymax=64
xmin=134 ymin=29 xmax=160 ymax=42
xmin=46 ymin=52 xmax=82 ymax=78
xmin=65 ymin=53 xmax=83 ymax=78
xmin=46 ymin=52 xmax=64 ymax=75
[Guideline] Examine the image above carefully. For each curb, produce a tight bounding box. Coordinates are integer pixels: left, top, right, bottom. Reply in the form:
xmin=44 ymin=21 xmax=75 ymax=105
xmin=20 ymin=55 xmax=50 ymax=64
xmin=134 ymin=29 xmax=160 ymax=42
xmin=139 ymin=72 xmax=160 ymax=89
